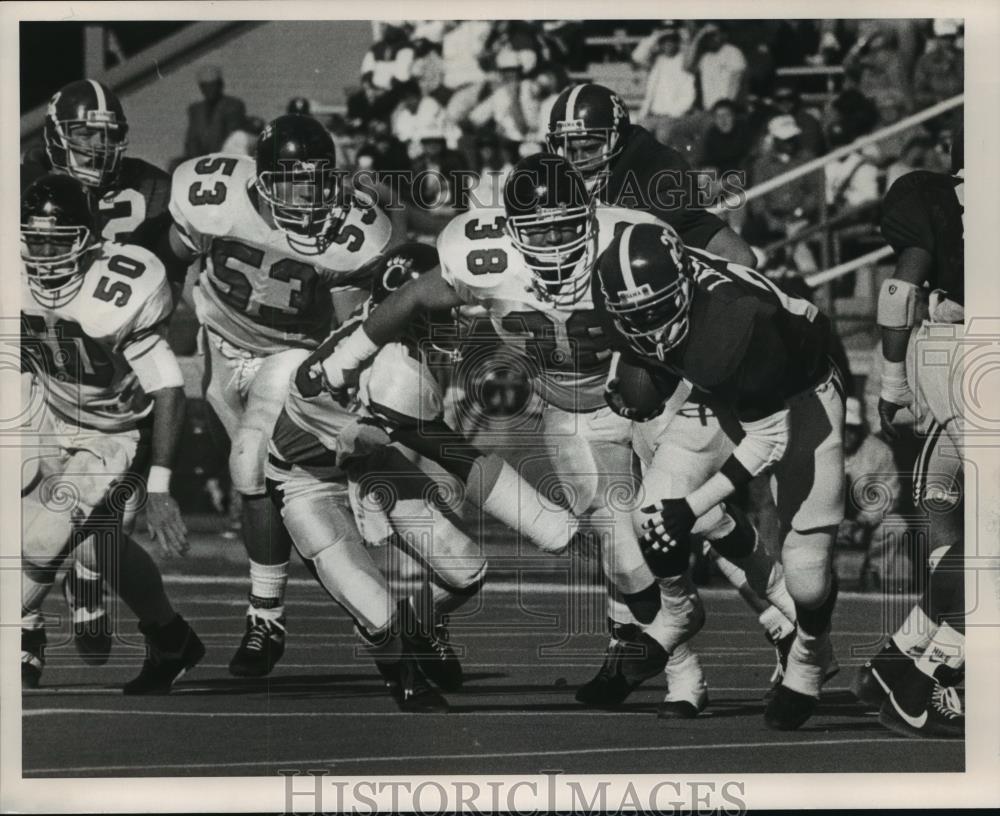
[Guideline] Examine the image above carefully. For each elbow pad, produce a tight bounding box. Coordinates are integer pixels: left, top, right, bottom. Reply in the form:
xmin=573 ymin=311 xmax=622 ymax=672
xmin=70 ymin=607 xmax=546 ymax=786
xmin=877 ymin=278 xmax=921 ymax=330
xmin=731 ymin=409 xmax=790 ymax=478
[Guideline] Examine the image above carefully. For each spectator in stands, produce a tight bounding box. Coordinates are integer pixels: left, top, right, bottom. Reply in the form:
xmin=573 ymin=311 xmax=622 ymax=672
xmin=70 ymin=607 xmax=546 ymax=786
xmin=823 ymin=88 xmax=881 ymax=210
xmin=886 ymin=132 xmax=943 ymax=188
xmin=913 ymin=19 xmax=964 ymax=111
xmin=466 ymin=50 xmax=539 ymax=150
xmin=410 ymin=128 xmax=468 ymax=208
xmin=684 ymin=22 xmax=747 ymax=110
xmin=467 ymin=130 xmax=514 ymax=209
xmin=485 ymin=21 xmax=548 ymax=76
xmin=360 ymin=118 xmax=411 ymax=173
xmin=770 ymin=83 xmax=826 ymax=156
xmin=701 ymin=99 xmax=752 ymax=175
xmin=361 ymin=22 xmax=415 ymax=94
xmin=183 ymin=65 xmax=246 ymax=158
xmin=542 ymin=21 xmax=587 ymax=73
xmin=220 ymin=114 xmax=265 ymax=157
xmin=868 ymin=90 xmax=917 ymax=166
xmin=840 ymin=396 xmax=902 ymax=591
xmin=346 ymin=77 xmax=386 ymax=133
xmin=636 ymin=25 xmax=697 ymax=146
xmin=287 ymin=97 xmax=311 ymax=116
xmin=391 ymin=80 xmax=454 ymax=160
xmin=441 ymin=21 xmax=493 ymax=124
xmin=843 ymin=29 xmax=912 ymax=110
xmin=748 ymin=115 xmax=821 ymax=272
xmin=524 ymin=63 xmax=569 ymax=151
xmin=411 ymin=36 xmax=447 ymax=103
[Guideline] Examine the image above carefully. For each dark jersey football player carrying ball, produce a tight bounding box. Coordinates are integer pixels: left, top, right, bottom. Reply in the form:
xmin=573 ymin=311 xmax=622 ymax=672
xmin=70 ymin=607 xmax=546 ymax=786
xmin=593 ymin=222 xmax=846 ymax=731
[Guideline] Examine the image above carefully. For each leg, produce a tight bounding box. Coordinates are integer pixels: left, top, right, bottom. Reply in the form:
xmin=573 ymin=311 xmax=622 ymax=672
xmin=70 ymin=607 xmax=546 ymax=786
xmin=765 ymin=375 xmax=845 ymax=730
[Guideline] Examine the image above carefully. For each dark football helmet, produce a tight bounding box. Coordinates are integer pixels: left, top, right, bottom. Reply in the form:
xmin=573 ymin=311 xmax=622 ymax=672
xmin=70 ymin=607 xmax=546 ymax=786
xmin=44 ymin=79 xmax=129 ymax=190
xmin=255 ymin=114 xmax=345 ymax=254
xmin=502 ymin=153 xmax=595 ymax=305
xmin=546 ymin=83 xmax=630 ymax=193
xmin=596 ymin=222 xmax=694 ymax=361
xmin=21 ymin=174 xmax=97 ymax=307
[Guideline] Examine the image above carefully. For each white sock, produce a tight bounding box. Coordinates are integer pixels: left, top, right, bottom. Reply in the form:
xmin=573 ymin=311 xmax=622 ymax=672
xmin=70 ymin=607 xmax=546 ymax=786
xmin=248 ymin=560 xmax=288 ymax=620
xmin=892 ymin=606 xmax=937 ymax=658
xmin=915 ymin=621 xmax=964 ymax=679
xmin=759 ymin=605 xmax=795 ymax=643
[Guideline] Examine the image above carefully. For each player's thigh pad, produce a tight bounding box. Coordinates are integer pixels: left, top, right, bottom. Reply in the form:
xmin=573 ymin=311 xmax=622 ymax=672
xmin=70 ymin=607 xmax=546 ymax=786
xmin=771 ymin=374 xmax=845 ymax=534
xmin=230 ymin=348 xmax=310 ymax=496
xmin=201 ymin=328 xmax=258 ymax=439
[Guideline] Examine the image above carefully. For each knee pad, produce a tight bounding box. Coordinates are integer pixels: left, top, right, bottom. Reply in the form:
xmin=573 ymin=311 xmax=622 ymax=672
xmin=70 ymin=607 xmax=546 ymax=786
xmin=796 ymin=574 xmax=838 ymax=637
xmin=623 ymin=581 xmax=661 ymax=624
xmin=430 ymin=557 xmax=487 ymax=595
xmin=229 ymin=427 xmax=268 ymax=496
xmin=22 ymin=494 xmax=75 ymax=561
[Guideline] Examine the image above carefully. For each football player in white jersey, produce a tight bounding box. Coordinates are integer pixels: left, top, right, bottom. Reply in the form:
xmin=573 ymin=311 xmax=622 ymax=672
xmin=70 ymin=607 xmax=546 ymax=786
xmin=321 ymin=154 xmax=785 ymax=707
xmin=267 ymin=242 xmax=583 ymax=706
xmin=20 ymin=174 xmax=201 ymax=693
xmin=159 ymin=114 xmax=397 ymax=677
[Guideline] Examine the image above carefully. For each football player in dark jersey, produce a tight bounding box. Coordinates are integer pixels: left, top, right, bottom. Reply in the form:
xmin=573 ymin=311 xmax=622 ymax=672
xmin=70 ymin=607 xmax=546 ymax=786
xmin=22 ymin=79 xmax=177 ymax=670
xmin=546 ymin=82 xmax=756 ymax=268
xmin=594 ymin=222 xmax=845 ymax=731
xmin=852 ymin=136 xmax=965 ymax=739
xmin=22 ymin=79 xmax=172 ymax=250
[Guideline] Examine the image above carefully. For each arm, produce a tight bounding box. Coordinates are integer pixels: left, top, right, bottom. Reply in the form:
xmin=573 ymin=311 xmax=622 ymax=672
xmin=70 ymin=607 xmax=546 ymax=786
xmin=124 ymin=333 xmax=188 ymax=556
xmin=321 ymin=268 xmax=465 ymax=394
xmin=876 ymin=246 xmax=930 ymax=436
xmin=705 ymin=225 xmax=757 ymax=268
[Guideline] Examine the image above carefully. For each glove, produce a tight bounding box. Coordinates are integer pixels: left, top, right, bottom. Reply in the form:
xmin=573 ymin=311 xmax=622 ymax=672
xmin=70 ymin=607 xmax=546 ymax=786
xmin=638 ymin=497 xmax=697 ymax=577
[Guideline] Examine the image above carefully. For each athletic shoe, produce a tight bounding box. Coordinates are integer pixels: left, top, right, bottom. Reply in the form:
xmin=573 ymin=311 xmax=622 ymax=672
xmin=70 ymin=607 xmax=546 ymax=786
xmin=62 ymin=570 xmax=112 ymax=665
xmin=658 ymin=647 xmax=709 ymax=719
xmin=764 ymin=633 xmax=836 ymax=730
xmin=879 ymin=674 xmax=964 ymax=739
xmin=764 ymin=684 xmax=819 ymax=731
xmin=123 ymin=616 xmax=205 ymax=695
xmin=402 ymin=613 xmax=463 ymax=693
xmin=766 ymin=629 xmax=840 ymax=703
xmin=228 ymin=613 xmax=286 ymax=677
xmin=576 ymin=626 xmax=669 ymax=708
xmin=375 ymin=655 xmax=450 ymax=713
xmin=852 ymin=640 xmax=911 ymax=709
xmin=21 ymin=628 xmax=46 ymax=690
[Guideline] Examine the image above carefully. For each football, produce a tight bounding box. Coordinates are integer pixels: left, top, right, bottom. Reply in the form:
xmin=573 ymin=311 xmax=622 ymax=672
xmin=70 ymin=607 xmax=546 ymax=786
xmin=612 ymin=356 xmax=670 ymax=421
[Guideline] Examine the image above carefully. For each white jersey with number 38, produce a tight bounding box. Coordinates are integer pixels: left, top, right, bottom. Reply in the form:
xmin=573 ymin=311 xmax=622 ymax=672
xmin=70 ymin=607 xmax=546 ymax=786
xmin=20 ymin=243 xmax=175 ymax=433
xmin=437 ymin=205 xmax=663 ymax=411
xmin=169 ymin=154 xmax=392 ymax=354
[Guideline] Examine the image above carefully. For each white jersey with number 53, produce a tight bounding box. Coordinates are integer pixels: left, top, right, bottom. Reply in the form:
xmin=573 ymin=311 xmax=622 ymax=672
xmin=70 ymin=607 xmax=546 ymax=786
xmin=20 ymin=243 xmax=175 ymax=433
xmin=437 ymin=205 xmax=663 ymax=411
xmin=169 ymin=154 xmax=392 ymax=354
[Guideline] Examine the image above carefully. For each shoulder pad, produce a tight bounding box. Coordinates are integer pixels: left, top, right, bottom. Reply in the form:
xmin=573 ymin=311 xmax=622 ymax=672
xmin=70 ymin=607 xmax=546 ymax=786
xmin=169 ymin=154 xmax=254 ymax=244
xmin=436 ymin=208 xmax=511 ymax=290
xmin=78 ymin=243 xmax=173 ymax=342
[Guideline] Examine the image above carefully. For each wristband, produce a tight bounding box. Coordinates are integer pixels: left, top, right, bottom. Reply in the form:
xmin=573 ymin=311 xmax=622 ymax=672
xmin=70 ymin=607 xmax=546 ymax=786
xmin=880 ymin=359 xmax=912 ymax=404
xmin=323 ymin=328 xmax=380 ymax=386
xmin=147 ymin=465 xmax=172 ymax=493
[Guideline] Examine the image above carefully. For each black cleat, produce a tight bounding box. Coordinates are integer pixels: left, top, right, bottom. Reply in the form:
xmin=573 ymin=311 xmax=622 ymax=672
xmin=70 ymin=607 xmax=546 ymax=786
xmin=852 ymin=640 xmax=910 ymax=709
xmin=228 ymin=614 xmax=286 ymax=678
xmin=375 ymin=656 xmax=450 ymax=713
xmin=123 ymin=616 xmax=205 ymax=695
xmin=764 ymin=684 xmax=819 ymax=731
xmin=879 ymin=673 xmax=964 ymax=739
xmin=62 ymin=570 xmax=112 ymax=666
xmin=21 ymin=628 xmax=46 ymax=690
xmin=576 ymin=626 xmax=669 ymax=708
xmin=763 ymin=629 xmax=796 ymax=703
xmin=657 ymin=699 xmax=704 ymax=719
xmin=403 ymin=618 xmax=463 ymax=692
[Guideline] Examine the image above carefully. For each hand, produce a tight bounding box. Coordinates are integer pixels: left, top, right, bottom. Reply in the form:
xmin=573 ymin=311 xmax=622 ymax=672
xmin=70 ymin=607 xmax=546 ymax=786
xmin=877 ymin=397 xmax=906 ymax=440
xmin=146 ymin=492 xmax=188 ymax=558
xmin=321 ymin=362 xmax=361 ymax=408
xmin=639 ymin=497 xmax=697 ymax=577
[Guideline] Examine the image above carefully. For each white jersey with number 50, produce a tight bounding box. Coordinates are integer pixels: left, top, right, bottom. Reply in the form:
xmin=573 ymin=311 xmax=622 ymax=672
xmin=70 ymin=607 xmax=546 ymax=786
xmin=169 ymin=154 xmax=392 ymax=354
xmin=20 ymin=243 xmax=175 ymax=433
xmin=437 ymin=205 xmax=663 ymax=411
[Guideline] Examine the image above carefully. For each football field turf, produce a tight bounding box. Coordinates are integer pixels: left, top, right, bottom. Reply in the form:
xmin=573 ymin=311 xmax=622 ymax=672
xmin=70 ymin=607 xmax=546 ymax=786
xmin=22 ymin=522 xmax=963 ymax=777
